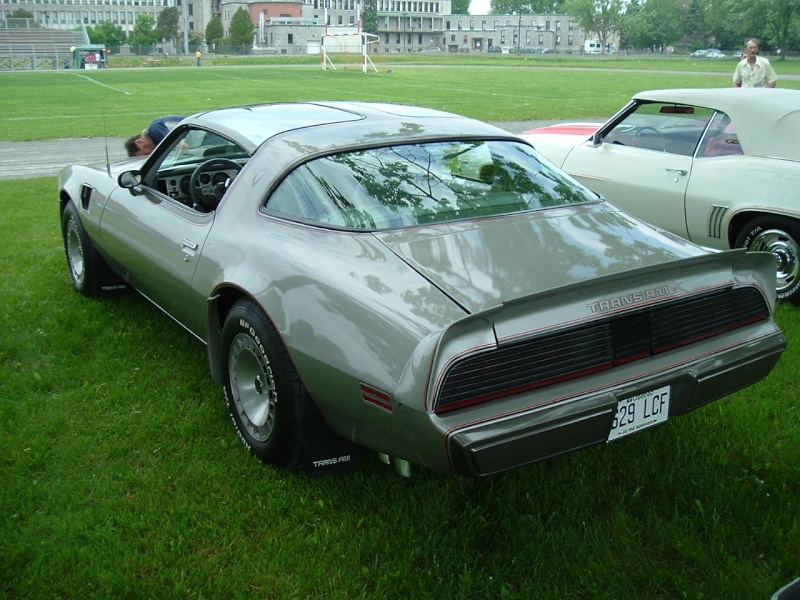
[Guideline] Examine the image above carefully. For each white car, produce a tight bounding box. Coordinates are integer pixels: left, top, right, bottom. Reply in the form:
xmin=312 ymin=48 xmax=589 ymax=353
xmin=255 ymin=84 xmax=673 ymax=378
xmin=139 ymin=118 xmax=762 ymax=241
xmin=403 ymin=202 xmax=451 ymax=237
xmin=521 ymin=88 xmax=800 ymax=302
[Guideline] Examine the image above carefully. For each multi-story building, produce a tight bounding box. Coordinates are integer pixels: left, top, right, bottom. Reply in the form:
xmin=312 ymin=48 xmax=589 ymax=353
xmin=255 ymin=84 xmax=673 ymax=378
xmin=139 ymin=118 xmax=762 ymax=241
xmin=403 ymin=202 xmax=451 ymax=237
xmin=1 ymin=0 xmax=175 ymax=34
xmin=445 ymin=14 xmax=584 ymax=54
xmin=1 ymin=0 xmax=606 ymax=55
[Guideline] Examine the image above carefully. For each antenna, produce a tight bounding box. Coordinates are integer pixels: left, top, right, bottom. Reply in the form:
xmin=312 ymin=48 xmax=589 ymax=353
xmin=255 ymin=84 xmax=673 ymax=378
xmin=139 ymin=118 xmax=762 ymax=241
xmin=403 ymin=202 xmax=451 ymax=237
xmin=101 ymin=97 xmax=111 ymax=177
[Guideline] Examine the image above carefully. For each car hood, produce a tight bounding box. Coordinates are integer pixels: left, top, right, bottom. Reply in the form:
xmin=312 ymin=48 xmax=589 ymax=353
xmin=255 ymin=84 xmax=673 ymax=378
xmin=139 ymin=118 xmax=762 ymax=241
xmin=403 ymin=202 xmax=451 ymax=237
xmin=374 ymin=203 xmax=705 ymax=314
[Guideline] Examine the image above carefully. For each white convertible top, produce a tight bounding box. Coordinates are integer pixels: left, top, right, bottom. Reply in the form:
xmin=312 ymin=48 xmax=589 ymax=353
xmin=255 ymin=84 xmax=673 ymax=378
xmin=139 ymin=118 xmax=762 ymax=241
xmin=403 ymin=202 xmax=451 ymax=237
xmin=633 ymin=88 xmax=800 ymax=161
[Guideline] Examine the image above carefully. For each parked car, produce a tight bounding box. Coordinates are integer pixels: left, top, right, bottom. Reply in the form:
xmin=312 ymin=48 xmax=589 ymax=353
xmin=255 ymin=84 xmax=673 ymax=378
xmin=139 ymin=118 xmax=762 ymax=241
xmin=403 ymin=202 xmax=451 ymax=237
xmin=521 ymin=88 xmax=800 ymax=302
xmin=690 ymin=49 xmax=708 ymax=58
xmin=59 ymin=101 xmax=786 ymax=478
xmin=705 ymin=49 xmax=726 ymax=58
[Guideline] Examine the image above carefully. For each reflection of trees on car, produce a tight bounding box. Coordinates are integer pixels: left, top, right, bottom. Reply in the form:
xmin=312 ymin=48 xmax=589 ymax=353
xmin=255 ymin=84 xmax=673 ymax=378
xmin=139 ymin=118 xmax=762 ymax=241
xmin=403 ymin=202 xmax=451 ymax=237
xmin=268 ymin=141 xmax=596 ymax=229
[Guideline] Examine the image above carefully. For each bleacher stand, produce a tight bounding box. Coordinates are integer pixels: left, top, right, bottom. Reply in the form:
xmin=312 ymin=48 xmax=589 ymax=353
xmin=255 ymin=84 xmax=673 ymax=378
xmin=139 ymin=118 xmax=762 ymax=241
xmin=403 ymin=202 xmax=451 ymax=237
xmin=0 ymin=23 xmax=86 ymax=71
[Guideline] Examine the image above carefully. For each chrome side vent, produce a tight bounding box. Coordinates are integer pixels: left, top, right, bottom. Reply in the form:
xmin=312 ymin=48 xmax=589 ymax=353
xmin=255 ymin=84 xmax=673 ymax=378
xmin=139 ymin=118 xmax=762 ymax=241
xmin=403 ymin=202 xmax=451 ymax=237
xmin=708 ymin=205 xmax=728 ymax=239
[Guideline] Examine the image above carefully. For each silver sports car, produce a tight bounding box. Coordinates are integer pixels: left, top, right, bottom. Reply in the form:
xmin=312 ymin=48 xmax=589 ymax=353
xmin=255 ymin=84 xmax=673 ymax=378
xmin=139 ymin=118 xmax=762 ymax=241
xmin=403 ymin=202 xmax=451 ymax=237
xmin=58 ymin=101 xmax=786 ymax=477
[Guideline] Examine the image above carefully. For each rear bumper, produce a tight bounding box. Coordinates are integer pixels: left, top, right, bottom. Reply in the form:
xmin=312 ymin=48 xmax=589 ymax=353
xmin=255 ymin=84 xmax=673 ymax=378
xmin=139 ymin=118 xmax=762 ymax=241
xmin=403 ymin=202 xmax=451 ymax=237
xmin=446 ymin=330 xmax=786 ymax=477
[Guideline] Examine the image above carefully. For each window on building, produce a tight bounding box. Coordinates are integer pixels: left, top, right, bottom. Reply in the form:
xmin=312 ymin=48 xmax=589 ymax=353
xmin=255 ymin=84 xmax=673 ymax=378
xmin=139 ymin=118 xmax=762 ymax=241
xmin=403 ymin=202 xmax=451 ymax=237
xmin=288 ymin=33 xmax=293 ymax=44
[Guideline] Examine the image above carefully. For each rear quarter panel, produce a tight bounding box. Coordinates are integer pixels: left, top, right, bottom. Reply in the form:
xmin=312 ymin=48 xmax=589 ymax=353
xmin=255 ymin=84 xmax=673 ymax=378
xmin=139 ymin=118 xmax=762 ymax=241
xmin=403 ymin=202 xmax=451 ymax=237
xmin=685 ymin=156 xmax=800 ymax=247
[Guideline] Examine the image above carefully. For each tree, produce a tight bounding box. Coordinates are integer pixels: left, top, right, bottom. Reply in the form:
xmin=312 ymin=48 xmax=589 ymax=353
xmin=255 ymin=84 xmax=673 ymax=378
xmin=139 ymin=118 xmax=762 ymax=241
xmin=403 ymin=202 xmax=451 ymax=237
xmin=490 ymin=0 xmax=566 ymax=13
xmin=452 ymin=0 xmax=470 ymax=13
xmin=229 ymin=7 xmax=255 ymax=47
xmin=9 ymin=8 xmax=35 ymax=19
xmin=89 ymin=21 xmax=127 ymax=48
xmin=564 ymin=0 xmax=623 ymax=53
xmin=156 ymin=6 xmax=180 ymax=49
xmin=205 ymin=16 xmax=225 ymax=46
xmin=362 ymin=0 xmax=379 ymax=35
xmin=623 ymin=0 xmax=682 ymax=51
xmin=128 ymin=14 xmax=159 ymax=49
xmin=734 ymin=0 xmax=800 ymax=59
xmin=683 ymin=0 xmax=707 ymax=48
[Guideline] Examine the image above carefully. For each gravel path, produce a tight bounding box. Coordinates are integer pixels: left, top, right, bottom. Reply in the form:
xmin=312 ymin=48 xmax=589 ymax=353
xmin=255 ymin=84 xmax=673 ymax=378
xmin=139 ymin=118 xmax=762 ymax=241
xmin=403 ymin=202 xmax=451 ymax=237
xmin=0 ymin=120 xmax=560 ymax=181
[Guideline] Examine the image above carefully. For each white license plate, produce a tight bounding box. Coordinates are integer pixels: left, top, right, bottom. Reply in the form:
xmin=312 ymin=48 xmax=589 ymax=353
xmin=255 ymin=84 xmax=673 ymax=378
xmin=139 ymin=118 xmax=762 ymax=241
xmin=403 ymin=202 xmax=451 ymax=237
xmin=608 ymin=385 xmax=670 ymax=441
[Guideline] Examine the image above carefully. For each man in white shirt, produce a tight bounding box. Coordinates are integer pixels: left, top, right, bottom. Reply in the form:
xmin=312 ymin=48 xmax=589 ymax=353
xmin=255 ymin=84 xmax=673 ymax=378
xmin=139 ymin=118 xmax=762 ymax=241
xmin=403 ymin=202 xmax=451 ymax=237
xmin=733 ymin=38 xmax=778 ymax=88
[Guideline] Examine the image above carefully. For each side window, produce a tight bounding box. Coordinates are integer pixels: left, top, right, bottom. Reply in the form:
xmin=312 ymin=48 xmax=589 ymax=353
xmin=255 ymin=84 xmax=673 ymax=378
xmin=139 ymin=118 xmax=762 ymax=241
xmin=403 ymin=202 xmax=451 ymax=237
xmin=698 ymin=112 xmax=743 ymax=157
xmin=603 ymin=103 xmax=713 ymax=157
xmin=143 ymin=128 xmax=248 ymax=211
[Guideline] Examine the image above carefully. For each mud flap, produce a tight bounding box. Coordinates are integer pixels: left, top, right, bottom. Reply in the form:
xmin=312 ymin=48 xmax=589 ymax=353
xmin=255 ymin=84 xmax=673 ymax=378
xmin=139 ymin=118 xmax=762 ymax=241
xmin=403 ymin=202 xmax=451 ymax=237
xmin=304 ymin=402 xmax=359 ymax=476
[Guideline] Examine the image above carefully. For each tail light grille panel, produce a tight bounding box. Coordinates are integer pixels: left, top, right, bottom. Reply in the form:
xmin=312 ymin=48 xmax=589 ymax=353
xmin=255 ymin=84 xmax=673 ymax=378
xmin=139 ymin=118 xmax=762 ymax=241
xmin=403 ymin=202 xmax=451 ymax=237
xmin=435 ymin=287 xmax=767 ymax=413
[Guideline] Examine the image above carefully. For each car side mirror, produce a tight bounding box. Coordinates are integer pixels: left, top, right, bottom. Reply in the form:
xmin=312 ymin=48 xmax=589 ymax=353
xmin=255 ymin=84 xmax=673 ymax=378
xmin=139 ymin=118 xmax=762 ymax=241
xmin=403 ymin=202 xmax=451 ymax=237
xmin=590 ymin=132 xmax=603 ymax=147
xmin=118 ymin=170 xmax=143 ymax=195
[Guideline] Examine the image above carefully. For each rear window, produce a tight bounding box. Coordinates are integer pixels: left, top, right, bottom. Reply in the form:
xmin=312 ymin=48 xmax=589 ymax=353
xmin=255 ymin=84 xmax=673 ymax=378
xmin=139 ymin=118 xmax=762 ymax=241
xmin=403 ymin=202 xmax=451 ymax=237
xmin=265 ymin=140 xmax=596 ymax=230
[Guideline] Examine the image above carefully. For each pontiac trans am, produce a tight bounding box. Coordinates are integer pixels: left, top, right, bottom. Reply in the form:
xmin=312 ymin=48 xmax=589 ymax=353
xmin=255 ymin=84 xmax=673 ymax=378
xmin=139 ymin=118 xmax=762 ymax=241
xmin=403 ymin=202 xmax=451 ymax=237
xmin=58 ymin=101 xmax=786 ymax=477
xmin=520 ymin=88 xmax=800 ymax=303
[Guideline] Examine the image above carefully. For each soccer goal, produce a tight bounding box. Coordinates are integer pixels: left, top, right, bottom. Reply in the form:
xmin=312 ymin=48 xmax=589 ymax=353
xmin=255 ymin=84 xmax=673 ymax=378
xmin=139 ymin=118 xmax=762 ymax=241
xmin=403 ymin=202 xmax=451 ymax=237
xmin=320 ymin=7 xmax=380 ymax=73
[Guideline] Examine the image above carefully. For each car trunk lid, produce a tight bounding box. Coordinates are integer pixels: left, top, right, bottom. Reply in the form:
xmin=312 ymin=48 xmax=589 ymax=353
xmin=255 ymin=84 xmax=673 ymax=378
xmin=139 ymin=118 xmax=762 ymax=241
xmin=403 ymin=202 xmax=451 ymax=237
xmin=374 ymin=203 xmax=709 ymax=315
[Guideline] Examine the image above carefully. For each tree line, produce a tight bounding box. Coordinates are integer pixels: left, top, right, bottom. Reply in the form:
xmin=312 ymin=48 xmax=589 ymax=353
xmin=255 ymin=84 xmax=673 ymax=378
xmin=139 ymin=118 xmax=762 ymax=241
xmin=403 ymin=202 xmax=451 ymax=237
xmin=459 ymin=0 xmax=799 ymax=57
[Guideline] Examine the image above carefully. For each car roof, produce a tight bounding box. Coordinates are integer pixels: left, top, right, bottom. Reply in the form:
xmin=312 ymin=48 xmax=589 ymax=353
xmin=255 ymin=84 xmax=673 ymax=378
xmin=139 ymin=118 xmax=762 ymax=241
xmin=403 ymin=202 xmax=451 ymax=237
xmin=185 ymin=101 xmax=514 ymax=157
xmin=633 ymin=88 xmax=800 ymax=160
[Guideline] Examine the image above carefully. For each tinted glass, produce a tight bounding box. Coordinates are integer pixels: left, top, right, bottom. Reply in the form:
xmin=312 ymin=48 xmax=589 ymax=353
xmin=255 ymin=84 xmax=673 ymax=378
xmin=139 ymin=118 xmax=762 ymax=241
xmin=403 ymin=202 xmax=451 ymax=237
xmin=266 ymin=140 xmax=596 ymax=230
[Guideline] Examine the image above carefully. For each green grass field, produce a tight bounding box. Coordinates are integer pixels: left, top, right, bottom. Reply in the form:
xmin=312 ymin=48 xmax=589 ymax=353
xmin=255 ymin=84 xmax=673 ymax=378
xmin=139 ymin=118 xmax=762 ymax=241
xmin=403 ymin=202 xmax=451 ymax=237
xmin=1 ymin=62 xmax=799 ymax=598
xmin=2 ymin=58 xmax=799 ymax=141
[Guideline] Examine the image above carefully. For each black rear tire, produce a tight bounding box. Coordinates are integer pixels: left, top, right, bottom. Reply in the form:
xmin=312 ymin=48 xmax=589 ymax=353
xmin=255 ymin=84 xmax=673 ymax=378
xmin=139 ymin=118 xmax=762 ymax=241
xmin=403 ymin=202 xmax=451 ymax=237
xmin=221 ymin=299 xmax=307 ymax=469
xmin=61 ymin=201 xmax=127 ymax=297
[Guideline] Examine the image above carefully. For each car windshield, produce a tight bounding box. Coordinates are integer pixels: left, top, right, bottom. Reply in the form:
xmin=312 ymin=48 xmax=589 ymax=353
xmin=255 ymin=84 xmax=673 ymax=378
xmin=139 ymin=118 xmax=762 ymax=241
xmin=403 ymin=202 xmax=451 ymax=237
xmin=265 ymin=140 xmax=596 ymax=230
xmin=159 ymin=130 xmax=249 ymax=170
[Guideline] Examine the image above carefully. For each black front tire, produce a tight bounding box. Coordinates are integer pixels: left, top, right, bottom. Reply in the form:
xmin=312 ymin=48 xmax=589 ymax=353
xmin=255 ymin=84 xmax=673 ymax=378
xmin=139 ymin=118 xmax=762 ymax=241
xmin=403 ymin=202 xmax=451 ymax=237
xmin=61 ymin=201 xmax=126 ymax=297
xmin=221 ymin=299 xmax=306 ymax=469
xmin=735 ymin=216 xmax=800 ymax=303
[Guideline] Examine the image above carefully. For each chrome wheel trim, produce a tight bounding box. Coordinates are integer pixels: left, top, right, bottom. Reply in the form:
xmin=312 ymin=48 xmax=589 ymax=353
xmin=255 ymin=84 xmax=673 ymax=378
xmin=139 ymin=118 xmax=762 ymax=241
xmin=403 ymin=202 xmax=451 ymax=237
xmin=748 ymin=228 xmax=800 ymax=294
xmin=229 ymin=332 xmax=277 ymax=442
xmin=65 ymin=217 xmax=85 ymax=287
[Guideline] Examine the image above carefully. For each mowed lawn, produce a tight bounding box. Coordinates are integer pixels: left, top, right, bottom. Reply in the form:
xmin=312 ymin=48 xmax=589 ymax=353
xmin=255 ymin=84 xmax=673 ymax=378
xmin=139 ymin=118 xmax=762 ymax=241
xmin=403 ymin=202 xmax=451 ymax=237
xmin=1 ymin=59 xmax=798 ymax=141
xmin=1 ymin=63 xmax=799 ymax=599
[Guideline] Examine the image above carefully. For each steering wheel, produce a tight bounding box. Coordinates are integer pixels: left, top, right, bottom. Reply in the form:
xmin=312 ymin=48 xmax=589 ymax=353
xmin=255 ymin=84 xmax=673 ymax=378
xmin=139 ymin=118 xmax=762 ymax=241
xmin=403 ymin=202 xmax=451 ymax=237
xmin=633 ymin=126 xmax=662 ymax=140
xmin=189 ymin=158 xmax=242 ymax=212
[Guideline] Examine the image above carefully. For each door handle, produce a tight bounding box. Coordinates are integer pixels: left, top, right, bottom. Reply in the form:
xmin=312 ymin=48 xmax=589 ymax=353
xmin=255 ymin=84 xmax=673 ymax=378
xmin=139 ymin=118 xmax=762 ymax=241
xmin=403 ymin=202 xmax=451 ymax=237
xmin=665 ymin=168 xmax=687 ymax=176
xmin=181 ymin=239 xmax=198 ymax=262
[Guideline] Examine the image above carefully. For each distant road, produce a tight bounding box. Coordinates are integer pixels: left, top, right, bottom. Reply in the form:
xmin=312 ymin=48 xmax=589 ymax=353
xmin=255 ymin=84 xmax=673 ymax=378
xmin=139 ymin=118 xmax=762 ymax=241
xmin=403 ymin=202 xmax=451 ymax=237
xmin=0 ymin=120 xmax=559 ymax=181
